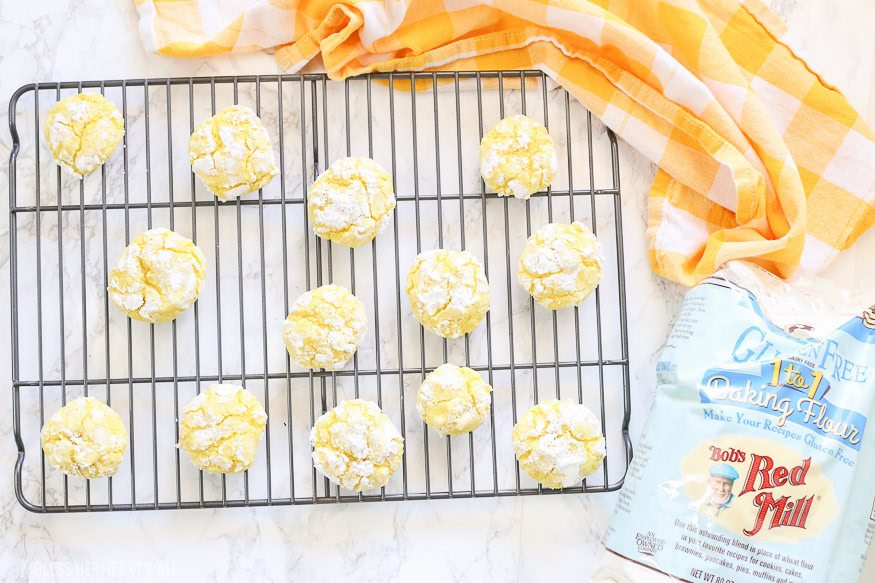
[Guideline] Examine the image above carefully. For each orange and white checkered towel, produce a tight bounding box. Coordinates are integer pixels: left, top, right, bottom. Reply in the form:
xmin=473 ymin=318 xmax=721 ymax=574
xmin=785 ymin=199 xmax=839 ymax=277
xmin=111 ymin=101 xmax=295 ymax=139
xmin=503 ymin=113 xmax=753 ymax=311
xmin=136 ymin=0 xmax=875 ymax=286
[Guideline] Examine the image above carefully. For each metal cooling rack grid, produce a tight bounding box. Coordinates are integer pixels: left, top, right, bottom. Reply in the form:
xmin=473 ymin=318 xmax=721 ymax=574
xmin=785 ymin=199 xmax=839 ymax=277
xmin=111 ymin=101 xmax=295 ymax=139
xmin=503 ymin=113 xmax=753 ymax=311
xmin=9 ymin=71 xmax=632 ymax=512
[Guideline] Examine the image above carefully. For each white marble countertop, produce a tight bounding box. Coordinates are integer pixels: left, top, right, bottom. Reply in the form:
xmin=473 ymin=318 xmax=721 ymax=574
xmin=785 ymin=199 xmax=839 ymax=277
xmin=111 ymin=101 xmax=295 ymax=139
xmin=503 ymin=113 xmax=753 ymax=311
xmin=1 ymin=1 xmax=874 ymax=581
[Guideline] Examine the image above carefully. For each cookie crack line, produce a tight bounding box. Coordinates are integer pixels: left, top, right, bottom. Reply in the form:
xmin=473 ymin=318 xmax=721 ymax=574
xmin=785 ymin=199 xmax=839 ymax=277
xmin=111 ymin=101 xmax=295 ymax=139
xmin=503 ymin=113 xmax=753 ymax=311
xmin=521 ymin=260 xmax=575 ymax=280
xmin=242 ymin=137 xmax=272 ymax=184
xmin=310 ymin=178 xmax=387 ymax=225
xmin=467 ymin=383 xmax=491 ymax=416
xmin=179 ymin=409 xmax=263 ymax=450
xmin=522 ymin=251 xmax=596 ymax=278
xmin=420 ymin=286 xmax=454 ymax=319
xmin=289 ymin=299 xmax=363 ymax=329
xmin=179 ymin=426 xmax=254 ymax=453
xmin=517 ymin=423 xmax=602 ymax=448
xmin=421 ymin=377 xmax=488 ymax=409
xmin=320 ymin=439 xmax=397 ymax=467
xmin=190 ymin=106 xmax=278 ymax=201
xmin=57 ymin=109 xmax=119 ymax=172
xmin=314 ymin=441 xmax=399 ymax=488
xmin=118 ymin=238 xmax=200 ymax=308
xmin=50 ymin=118 xmax=89 ymax=169
xmin=429 ymin=278 xmax=485 ymax=321
xmin=315 ymin=210 xmax=379 ymax=238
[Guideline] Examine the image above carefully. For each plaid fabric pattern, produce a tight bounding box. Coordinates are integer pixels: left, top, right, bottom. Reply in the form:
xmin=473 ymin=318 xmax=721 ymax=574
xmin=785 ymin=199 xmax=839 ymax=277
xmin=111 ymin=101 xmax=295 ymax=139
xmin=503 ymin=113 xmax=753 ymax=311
xmin=136 ymin=0 xmax=875 ymax=286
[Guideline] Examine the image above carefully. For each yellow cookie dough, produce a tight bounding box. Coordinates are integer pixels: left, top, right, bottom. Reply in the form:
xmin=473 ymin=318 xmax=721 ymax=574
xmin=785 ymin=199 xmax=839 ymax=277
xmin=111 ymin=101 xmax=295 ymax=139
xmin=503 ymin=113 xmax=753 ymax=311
xmin=406 ymin=249 xmax=490 ymax=339
xmin=479 ymin=114 xmax=557 ymax=199
xmin=108 ymin=227 xmax=207 ymax=324
xmin=283 ymin=284 xmax=367 ymax=370
xmin=416 ymin=364 xmax=492 ymax=437
xmin=177 ymin=384 xmax=268 ymax=474
xmin=308 ymin=157 xmax=396 ymax=247
xmin=517 ymin=222 xmax=603 ymax=310
xmin=189 ymin=105 xmax=278 ymax=200
xmin=310 ymin=399 xmax=404 ymax=491
xmin=43 ymin=93 xmax=124 ymax=178
xmin=512 ymin=399 xmax=606 ymax=489
xmin=40 ymin=397 xmax=128 ymax=479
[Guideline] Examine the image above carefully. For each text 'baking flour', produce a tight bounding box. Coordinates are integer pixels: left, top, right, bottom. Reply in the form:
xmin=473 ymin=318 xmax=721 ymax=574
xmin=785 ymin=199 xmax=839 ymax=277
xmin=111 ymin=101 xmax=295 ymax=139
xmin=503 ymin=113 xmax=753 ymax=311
xmin=593 ymin=262 xmax=875 ymax=583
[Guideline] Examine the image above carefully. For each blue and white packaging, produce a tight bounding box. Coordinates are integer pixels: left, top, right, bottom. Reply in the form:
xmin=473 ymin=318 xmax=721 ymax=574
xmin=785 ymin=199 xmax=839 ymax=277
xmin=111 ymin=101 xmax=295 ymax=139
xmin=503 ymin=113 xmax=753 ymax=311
xmin=594 ymin=262 xmax=875 ymax=583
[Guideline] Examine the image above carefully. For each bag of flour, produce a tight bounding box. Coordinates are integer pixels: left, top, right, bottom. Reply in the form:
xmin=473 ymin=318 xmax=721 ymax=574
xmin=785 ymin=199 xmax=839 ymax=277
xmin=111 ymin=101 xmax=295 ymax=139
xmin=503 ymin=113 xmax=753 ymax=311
xmin=594 ymin=261 xmax=875 ymax=583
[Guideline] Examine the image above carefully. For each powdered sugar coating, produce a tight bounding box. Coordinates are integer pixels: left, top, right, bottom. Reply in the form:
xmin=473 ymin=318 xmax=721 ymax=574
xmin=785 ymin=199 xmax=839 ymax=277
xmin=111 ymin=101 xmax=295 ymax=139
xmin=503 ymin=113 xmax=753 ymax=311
xmin=282 ymin=284 xmax=367 ymax=370
xmin=310 ymin=399 xmax=404 ymax=491
xmin=177 ymin=384 xmax=268 ymax=473
xmin=517 ymin=222 xmax=603 ymax=310
xmin=43 ymin=93 xmax=124 ymax=178
xmin=189 ymin=105 xmax=278 ymax=200
xmin=307 ymin=157 xmax=396 ymax=247
xmin=406 ymin=249 xmax=490 ymax=339
xmin=479 ymin=114 xmax=557 ymax=199
xmin=511 ymin=399 xmax=606 ymax=488
xmin=108 ymin=227 xmax=207 ymax=323
xmin=40 ymin=397 xmax=128 ymax=479
xmin=416 ymin=363 xmax=492 ymax=437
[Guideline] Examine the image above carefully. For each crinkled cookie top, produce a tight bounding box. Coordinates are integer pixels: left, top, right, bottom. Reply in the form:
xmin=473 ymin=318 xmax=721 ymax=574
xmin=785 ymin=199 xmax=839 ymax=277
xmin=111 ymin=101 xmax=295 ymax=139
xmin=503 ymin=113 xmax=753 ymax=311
xmin=177 ymin=384 xmax=268 ymax=474
xmin=43 ymin=92 xmax=124 ymax=178
xmin=108 ymin=227 xmax=206 ymax=323
xmin=310 ymin=399 xmax=404 ymax=491
xmin=517 ymin=222 xmax=603 ymax=310
xmin=189 ymin=105 xmax=278 ymax=200
xmin=512 ymin=399 xmax=605 ymax=489
xmin=282 ymin=284 xmax=367 ymax=370
xmin=307 ymin=157 xmax=396 ymax=248
xmin=416 ymin=363 xmax=492 ymax=437
xmin=479 ymin=114 xmax=557 ymax=199
xmin=406 ymin=249 xmax=490 ymax=339
xmin=40 ymin=397 xmax=128 ymax=479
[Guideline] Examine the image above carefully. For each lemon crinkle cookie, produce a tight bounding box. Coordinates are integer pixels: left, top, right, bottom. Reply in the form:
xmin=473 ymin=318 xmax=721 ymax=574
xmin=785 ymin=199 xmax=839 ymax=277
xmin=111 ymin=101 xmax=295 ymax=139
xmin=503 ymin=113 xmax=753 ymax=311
xmin=108 ymin=227 xmax=207 ymax=323
xmin=512 ymin=399 xmax=606 ymax=489
xmin=40 ymin=397 xmax=128 ymax=479
xmin=177 ymin=384 xmax=268 ymax=473
xmin=283 ymin=284 xmax=367 ymax=370
xmin=406 ymin=249 xmax=490 ymax=339
xmin=308 ymin=157 xmax=396 ymax=247
xmin=479 ymin=114 xmax=557 ymax=199
xmin=416 ymin=364 xmax=492 ymax=437
xmin=43 ymin=93 xmax=124 ymax=178
xmin=518 ymin=222 xmax=603 ymax=310
xmin=189 ymin=105 xmax=278 ymax=200
xmin=310 ymin=399 xmax=404 ymax=491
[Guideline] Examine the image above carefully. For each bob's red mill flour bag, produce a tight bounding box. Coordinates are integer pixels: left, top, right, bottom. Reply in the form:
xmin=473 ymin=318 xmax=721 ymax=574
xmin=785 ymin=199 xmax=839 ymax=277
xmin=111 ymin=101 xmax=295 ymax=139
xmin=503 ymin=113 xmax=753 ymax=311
xmin=593 ymin=262 xmax=875 ymax=583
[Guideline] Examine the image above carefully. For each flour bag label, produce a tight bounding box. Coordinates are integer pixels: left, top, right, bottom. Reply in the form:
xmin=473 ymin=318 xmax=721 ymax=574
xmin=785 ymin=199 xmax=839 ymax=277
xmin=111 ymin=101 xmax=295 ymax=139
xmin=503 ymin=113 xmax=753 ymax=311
xmin=595 ymin=262 xmax=875 ymax=583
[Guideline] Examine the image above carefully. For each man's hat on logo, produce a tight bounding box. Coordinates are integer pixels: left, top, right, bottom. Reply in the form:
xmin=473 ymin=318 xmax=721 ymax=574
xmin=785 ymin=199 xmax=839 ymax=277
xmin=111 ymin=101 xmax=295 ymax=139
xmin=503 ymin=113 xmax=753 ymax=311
xmin=709 ymin=463 xmax=739 ymax=480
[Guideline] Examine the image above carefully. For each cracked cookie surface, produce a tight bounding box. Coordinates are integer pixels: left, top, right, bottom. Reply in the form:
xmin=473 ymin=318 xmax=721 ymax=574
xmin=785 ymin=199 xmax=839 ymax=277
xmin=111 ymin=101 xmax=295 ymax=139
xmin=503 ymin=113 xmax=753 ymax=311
xmin=189 ymin=105 xmax=278 ymax=200
xmin=282 ymin=284 xmax=367 ymax=370
xmin=177 ymin=384 xmax=268 ymax=473
xmin=310 ymin=400 xmax=404 ymax=491
xmin=43 ymin=93 xmax=124 ymax=178
xmin=40 ymin=397 xmax=128 ymax=479
xmin=406 ymin=249 xmax=490 ymax=339
xmin=479 ymin=114 xmax=557 ymax=199
xmin=416 ymin=364 xmax=492 ymax=437
xmin=108 ymin=227 xmax=206 ymax=323
xmin=511 ymin=399 xmax=605 ymax=489
xmin=517 ymin=221 xmax=603 ymax=310
xmin=307 ymin=157 xmax=396 ymax=247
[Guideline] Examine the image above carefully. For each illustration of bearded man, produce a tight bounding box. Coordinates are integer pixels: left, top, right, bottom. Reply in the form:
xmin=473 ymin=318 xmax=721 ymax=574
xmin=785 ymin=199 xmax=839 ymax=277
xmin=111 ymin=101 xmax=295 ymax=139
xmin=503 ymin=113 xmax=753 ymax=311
xmin=700 ymin=463 xmax=739 ymax=518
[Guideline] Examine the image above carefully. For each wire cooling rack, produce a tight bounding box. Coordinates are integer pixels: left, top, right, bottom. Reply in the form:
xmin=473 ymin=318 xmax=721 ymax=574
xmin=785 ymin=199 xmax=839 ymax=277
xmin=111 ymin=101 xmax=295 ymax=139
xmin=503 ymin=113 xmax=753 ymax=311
xmin=8 ymin=71 xmax=631 ymax=512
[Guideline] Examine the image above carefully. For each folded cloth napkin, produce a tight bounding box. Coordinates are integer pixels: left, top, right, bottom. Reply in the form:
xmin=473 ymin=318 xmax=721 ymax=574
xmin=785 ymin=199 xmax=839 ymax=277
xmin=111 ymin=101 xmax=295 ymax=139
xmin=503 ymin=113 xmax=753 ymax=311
xmin=136 ymin=0 xmax=875 ymax=286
